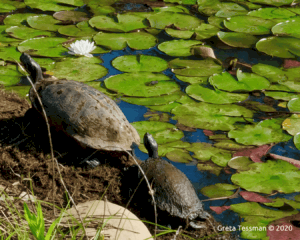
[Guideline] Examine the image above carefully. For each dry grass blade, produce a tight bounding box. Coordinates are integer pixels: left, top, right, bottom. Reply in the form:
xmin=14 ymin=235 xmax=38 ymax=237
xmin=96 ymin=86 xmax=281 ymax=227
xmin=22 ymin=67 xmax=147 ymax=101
xmin=15 ymin=59 xmax=90 ymax=240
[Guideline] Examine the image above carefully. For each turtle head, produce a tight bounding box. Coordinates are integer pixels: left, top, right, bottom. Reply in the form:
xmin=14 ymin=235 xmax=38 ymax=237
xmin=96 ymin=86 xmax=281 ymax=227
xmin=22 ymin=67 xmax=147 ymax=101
xmin=144 ymin=132 xmax=158 ymax=159
xmin=20 ymin=53 xmax=44 ymax=83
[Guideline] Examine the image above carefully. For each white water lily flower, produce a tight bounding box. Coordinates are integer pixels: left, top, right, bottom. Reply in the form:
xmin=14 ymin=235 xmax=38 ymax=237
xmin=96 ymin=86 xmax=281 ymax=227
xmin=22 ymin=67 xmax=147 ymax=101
xmin=68 ymin=40 xmax=96 ymax=57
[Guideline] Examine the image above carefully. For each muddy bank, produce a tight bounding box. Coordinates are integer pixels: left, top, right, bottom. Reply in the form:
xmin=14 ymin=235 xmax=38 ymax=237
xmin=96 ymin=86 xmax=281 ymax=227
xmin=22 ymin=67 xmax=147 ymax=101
xmin=0 ymin=88 xmax=235 ymax=239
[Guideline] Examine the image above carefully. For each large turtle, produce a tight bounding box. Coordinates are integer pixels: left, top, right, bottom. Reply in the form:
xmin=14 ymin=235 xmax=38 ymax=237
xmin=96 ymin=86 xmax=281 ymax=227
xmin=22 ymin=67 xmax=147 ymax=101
xmin=129 ymin=132 xmax=211 ymax=229
xmin=20 ymin=53 xmax=140 ymax=167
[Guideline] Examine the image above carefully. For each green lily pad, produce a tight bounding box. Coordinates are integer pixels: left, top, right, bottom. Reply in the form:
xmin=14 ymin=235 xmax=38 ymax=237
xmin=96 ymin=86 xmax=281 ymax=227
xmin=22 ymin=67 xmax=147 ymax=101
xmin=53 ymin=10 xmax=89 ymax=22
xmin=242 ymin=100 xmax=276 ymax=112
xmin=32 ymin=57 xmax=56 ymax=70
xmin=210 ymin=70 xmax=270 ymax=92
xmin=194 ymin=24 xmax=220 ymax=40
xmin=89 ymin=14 xmax=148 ymax=32
xmin=165 ymin=29 xmax=194 ymax=39
xmin=152 ymin=5 xmax=190 ymax=13
xmin=186 ymin=84 xmax=249 ymax=104
xmin=231 ymin=202 xmax=297 ymax=239
xmin=198 ymin=0 xmax=247 ymax=16
xmin=246 ymin=0 xmax=294 ymax=7
xmin=217 ymin=32 xmax=259 ymax=48
xmin=166 ymin=149 xmax=193 ymax=163
xmin=197 ymin=162 xmax=223 ymax=176
xmin=85 ymin=81 xmax=117 ymax=99
xmin=121 ymin=91 xmax=183 ymax=106
xmin=144 ymin=112 xmax=171 ymax=122
xmin=264 ymin=197 xmax=300 ymax=209
xmin=27 ymin=15 xmax=63 ymax=32
xmin=272 ymin=18 xmax=300 ymax=39
xmin=287 ymin=98 xmax=300 ymax=112
xmin=5 ymin=26 xmax=53 ymax=40
xmin=147 ymin=102 xmax=182 ymax=113
xmin=252 ymin=63 xmax=287 ymax=83
xmin=200 ymin=183 xmax=238 ymax=198
xmin=58 ymin=21 xmax=97 ymax=37
xmin=282 ymin=114 xmax=300 ymax=136
xmin=0 ymin=2 xmax=15 ymax=13
xmin=4 ymin=85 xmax=30 ymax=100
xmin=215 ymin=9 xmax=248 ymax=18
xmin=228 ymin=118 xmax=292 ymax=145
xmin=228 ymin=156 xmax=253 ymax=171
xmin=214 ymin=140 xmax=253 ymax=151
xmin=264 ymin=90 xmax=299 ymax=101
xmin=105 ymin=72 xmax=179 ymax=97
xmin=169 ymin=58 xmax=222 ymax=77
xmin=294 ymin=132 xmax=300 ymax=150
xmin=187 ymin=142 xmax=232 ymax=167
xmin=0 ymin=46 xmax=21 ymax=61
xmin=208 ymin=16 xmax=225 ymax=29
xmin=18 ymin=37 xmax=67 ymax=57
xmin=131 ymin=121 xmax=183 ymax=145
xmin=112 ymin=55 xmax=168 ymax=72
xmin=172 ymin=102 xmax=253 ymax=131
xmin=49 ymin=57 xmax=107 ymax=82
xmin=3 ymin=13 xmax=37 ymax=26
xmin=231 ymin=160 xmax=300 ymax=194
xmin=256 ymin=36 xmax=300 ymax=58
xmin=248 ymin=7 xmax=296 ymax=19
xmin=158 ymin=40 xmax=202 ymax=57
xmin=93 ymin=32 xmax=157 ymax=50
xmin=224 ymin=16 xmax=276 ymax=35
xmin=0 ymin=65 xmax=22 ymax=86
xmin=148 ymin=12 xmax=203 ymax=30
xmin=176 ymin=75 xmax=208 ymax=84
xmin=24 ymin=0 xmax=83 ymax=11
xmin=0 ymin=26 xmax=21 ymax=44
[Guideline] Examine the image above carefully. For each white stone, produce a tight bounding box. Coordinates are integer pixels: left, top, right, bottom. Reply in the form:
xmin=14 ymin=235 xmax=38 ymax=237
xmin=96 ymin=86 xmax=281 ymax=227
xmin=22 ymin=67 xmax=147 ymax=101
xmin=61 ymin=200 xmax=153 ymax=240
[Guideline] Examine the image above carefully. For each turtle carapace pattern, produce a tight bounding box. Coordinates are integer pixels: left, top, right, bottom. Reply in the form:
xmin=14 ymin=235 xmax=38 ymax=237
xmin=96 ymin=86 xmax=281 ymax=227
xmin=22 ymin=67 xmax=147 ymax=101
xmin=139 ymin=132 xmax=211 ymax=229
xmin=20 ymin=53 xmax=140 ymax=167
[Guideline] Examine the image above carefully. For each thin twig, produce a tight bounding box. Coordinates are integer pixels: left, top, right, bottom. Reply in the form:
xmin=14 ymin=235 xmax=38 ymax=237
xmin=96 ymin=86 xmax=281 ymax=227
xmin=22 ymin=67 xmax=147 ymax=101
xmin=16 ymin=60 xmax=90 ymax=240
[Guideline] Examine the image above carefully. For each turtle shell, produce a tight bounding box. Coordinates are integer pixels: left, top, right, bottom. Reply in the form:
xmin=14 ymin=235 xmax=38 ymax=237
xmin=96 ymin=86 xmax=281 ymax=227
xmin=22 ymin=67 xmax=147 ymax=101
xmin=30 ymin=79 xmax=140 ymax=151
xmin=140 ymin=157 xmax=206 ymax=220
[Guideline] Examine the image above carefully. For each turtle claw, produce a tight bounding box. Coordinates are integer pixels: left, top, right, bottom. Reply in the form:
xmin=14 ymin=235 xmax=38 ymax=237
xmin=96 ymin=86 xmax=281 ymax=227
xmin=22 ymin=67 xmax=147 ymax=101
xmin=189 ymin=221 xmax=207 ymax=229
xmin=80 ymin=159 xmax=100 ymax=169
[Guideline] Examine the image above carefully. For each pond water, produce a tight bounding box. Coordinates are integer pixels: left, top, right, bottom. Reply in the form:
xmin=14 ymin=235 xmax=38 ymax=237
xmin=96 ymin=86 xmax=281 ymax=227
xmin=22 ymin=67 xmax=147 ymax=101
xmin=1 ymin=0 xmax=300 ymax=239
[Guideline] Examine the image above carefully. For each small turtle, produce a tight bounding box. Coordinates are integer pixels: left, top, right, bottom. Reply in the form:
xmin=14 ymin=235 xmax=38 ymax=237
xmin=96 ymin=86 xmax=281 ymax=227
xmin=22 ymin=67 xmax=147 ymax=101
xmin=20 ymin=53 xmax=140 ymax=167
xmin=134 ymin=132 xmax=211 ymax=229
